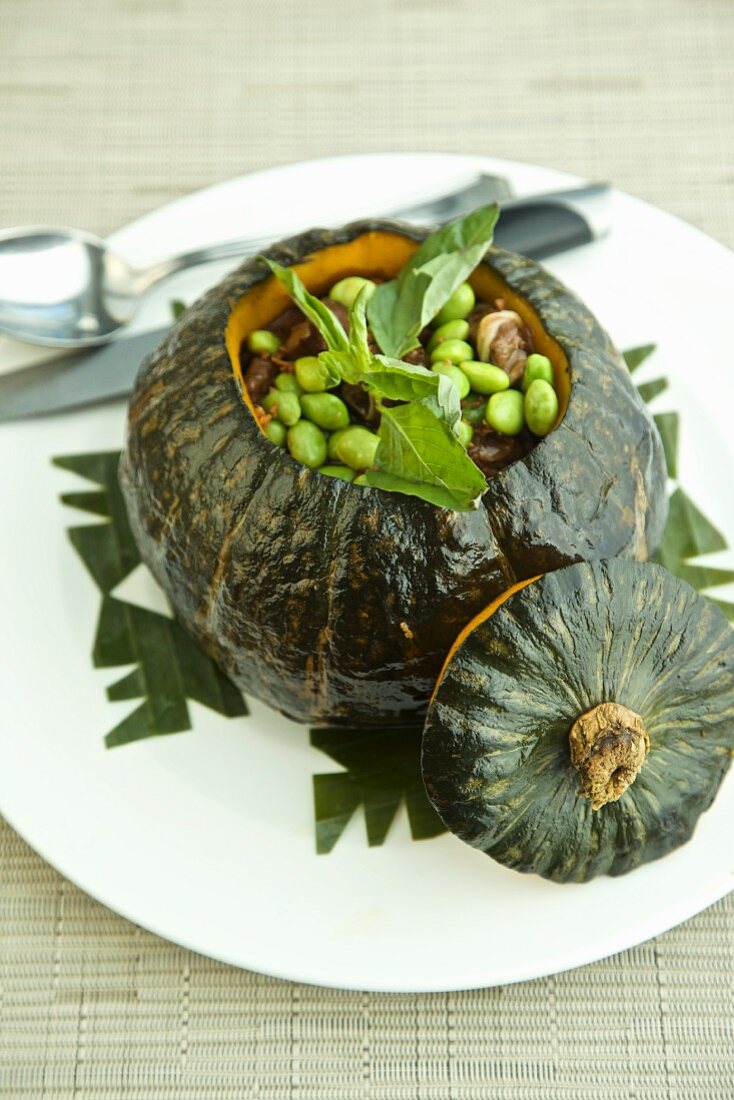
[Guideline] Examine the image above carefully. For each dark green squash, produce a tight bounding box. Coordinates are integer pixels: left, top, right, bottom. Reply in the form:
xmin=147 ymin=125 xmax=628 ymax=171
xmin=119 ymin=221 xmax=667 ymax=729
xmin=422 ymin=559 xmax=734 ymax=882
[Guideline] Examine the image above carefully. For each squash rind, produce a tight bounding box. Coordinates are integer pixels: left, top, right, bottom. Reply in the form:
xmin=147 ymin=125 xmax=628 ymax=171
xmin=422 ymin=559 xmax=734 ymax=882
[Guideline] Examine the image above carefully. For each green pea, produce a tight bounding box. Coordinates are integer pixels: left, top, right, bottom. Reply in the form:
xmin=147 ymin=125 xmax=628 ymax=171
xmin=301 ymin=392 xmax=350 ymax=431
xmin=247 ymin=329 xmax=280 ymax=355
xmin=328 ymin=276 xmax=377 ymax=309
xmin=456 ymin=419 xmax=474 ymax=448
xmin=430 ymin=338 xmax=474 ymax=366
xmin=275 ymin=390 xmax=302 ymax=427
xmin=327 ymin=427 xmax=349 ymax=460
xmin=275 ymin=372 xmax=304 ymax=395
xmin=432 ymin=361 xmax=471 ymax=399
xmin=261 ymin=388 xmax=279 ymax=413
xmin=426 ymin=319 xmax=470 ymax=354
xmin=265 ymin=419 xmax=287 ymax=447
xmin=295 ymin=356 xmax=331 ymax=393
xmin=524 ymin=378 xmax=559 ymax=437
xmin=333 ymin=426 xmax=380 ymax=471
xmin=352 ymin=474 xmax=369 ymax=486
xmin=459 ymin=360 xmax=510 ymax=396
xmin=461 ymin=395 xmax=488 ymax=426
xmin=319 ymin=465 xmax=355 ymax=482
xmin=522 ymin=353 xmax=554 ymax=392
xmin=287 ymin=420 xmax=328 ymax=468
xmin=434 ymin=282 xmax=476 ymax=325
xmin=486 ymin=390 xmax=525 ymax=436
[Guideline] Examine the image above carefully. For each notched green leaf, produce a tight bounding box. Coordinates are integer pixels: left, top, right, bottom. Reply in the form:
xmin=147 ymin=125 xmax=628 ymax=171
xmin=624 ymin=344 xmax=657 ymax=372
xmin=653 ymin=411 xmax=679 ymax=478
xmin=310 ymin=726 xmax=446 ymax=853
xmin=57 ymin=452 xmax=248 ymax=748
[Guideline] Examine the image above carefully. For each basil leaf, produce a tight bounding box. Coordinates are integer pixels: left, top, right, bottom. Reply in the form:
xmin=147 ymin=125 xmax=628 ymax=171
xmin=264 ymin=259 xmax=349 ymax=352
xmin=362 ymin=357 xmax=461 ymax=429
xmin=367 ymin=403 xmax=486 ymax=511
xmin=368 ymin=204 xmax=500 ymax=358
xmin=348 ymin=286 xmax=374 ymax=374
xmin=318 ymin=350 xmax=357 ymax=386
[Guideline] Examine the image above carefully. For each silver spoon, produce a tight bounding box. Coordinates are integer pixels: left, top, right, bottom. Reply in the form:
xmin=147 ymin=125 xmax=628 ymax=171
xmin=0 ymin=175 xmax=514 ymax=349
xmin=0 ymin=226 xmax=286 ymax=349
xmin=0 ymin=180 xmax=610 ymax=349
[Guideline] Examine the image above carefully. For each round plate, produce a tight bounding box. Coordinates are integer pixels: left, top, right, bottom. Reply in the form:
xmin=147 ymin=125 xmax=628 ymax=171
xmin=1 ymin=154 xmax=733 ymax=992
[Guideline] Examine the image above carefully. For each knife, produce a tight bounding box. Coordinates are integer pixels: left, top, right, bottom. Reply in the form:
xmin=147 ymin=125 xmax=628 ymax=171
xmin=0 ymin=183 xmax=611 ymax=422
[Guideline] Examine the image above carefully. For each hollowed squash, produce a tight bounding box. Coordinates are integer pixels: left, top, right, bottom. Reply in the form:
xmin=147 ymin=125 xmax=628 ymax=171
xmin=119 ymin=221 xmax=667 ymax=728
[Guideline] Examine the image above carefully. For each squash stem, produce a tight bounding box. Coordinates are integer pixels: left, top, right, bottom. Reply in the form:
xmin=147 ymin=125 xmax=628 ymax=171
xmin=568 ymin=702 xmax=649 ymax=810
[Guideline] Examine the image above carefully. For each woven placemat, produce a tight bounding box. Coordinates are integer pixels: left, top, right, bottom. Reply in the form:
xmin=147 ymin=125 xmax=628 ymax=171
xmin=2 ymin=0 xmax=734 ymax=1096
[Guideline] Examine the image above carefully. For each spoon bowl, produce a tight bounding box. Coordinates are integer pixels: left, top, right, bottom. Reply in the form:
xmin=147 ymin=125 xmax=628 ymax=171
xmin=0 ymin=228 xmax=142 ymax=347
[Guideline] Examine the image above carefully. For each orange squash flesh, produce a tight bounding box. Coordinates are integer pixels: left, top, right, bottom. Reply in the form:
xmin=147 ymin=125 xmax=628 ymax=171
xmin=226 ymin=230 xmax=570 ymax=428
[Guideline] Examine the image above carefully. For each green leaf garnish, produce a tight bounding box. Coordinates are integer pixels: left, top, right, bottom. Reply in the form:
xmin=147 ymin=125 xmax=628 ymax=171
xmin=363 ymin=357 xmax=461 ymax=428
xmin=310 ymin=725 xmax=447 ymax=852
xmin=170 ymin=299 xmax=186 ymax=320
xmin=55 ymin=451 xmax=247 ymax=747
xmin=367 ymin=402 xmax=487 ymax=511
xmin=623 ymin=344 xmax=657 ymax=372
xmin=368 ymin=204 xmax=500 ymax=358
xmin=264 ymin=254 xmax=483 ymax=510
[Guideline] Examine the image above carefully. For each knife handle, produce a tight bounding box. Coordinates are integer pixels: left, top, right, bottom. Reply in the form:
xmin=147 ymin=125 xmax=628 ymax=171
xmin=493 ymin=183 xmax=611 ymax=260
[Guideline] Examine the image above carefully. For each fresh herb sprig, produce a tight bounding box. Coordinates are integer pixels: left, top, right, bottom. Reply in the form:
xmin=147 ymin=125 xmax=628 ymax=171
xmin=262 ymin=206 xmax=499 ymax=511
xmin=367 ymin=204 xmax=500 ymax=358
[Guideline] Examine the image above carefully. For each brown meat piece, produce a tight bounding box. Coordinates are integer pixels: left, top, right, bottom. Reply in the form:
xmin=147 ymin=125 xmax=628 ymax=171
xmin=273 ymin=298 xmax=350 ymax=361
xmin=403 ymin=345 xmax=427 ymax=367
xmin=243 ymin=356 xmax=277 ymax=403
xmin=468 ymin=426 xmax=531 ymax=478
xmin=269 ymin=306 xmax=303 ymax=337
xmin=490 ymin=321 xmax=530 ymax=384
xmin=338 ymin=381 xmax=379 ymax=428
xmin=323 ymin=298 xmax=350 ymax=333
xmin=279 ymin=320 xmax=327 ymax=359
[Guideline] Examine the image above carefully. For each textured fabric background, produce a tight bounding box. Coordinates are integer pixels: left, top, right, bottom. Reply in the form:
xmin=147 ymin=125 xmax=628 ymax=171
xmin=1 ymin=0 xmax=733 ymax=1096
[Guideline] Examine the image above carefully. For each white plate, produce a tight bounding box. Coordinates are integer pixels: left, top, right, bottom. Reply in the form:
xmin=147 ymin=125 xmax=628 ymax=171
xmin=1 ymin=154 xmax=733 ymax=993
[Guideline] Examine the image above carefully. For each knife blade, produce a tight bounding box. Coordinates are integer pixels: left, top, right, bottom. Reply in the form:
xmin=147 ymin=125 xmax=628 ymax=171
xmin=0 ymin=183 xmax=610 ymax=422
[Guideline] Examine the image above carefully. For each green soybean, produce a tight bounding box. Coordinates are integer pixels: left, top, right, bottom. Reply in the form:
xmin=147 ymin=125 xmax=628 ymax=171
xmin=261 ymin=388 xmax=279 ymax=413
xmin=430 ymin=338 xmax=474 ymax=366
xmin=426 ymin=318 xmax=470 ymax=354
xmin=522 ymin=353 xmax=554 ymax=392
xmin=287 ymin=420 xmax=328 ymax=468
xmin=295 ymin=355 xmax=331 ymax=393
xmin=352 ymin=474 xmax=369 ymax=486
xmin=301 ymin=392 xmax=350 ymax=431
xmin=275 ymin=372 xmax=304 ymax=395
xmin=328 ymin=276 xmax=377 ymax=308
xmin=327 ymin=427 xmax=349 ymax=460
xmin=275 ymin=390 xmax=302 ymax=426
xmin=486 ymin=390 xmax=525 ymax=436
xmin=456 ymin=419 xmax=474 ymax=448
xmin=333 ymin=426 xmax=380 ymax=471
xmin=319 ymin=465 xmax=355 ymax=482
xmin=432 ymin=361 xmax=471 ymax=399
xmin=434 ymin=282 xmax=476 ymax=325
xmin=247 ymin=329 xmax=280 ymax=355
xmin=458 ymin=360 xmax=510 ymax=396
xmin=265 ymin=419 xmax=287 ymax=447
xmin=524 ymin=378 xmax=559 ymax=436
xmin=461 ymin=395 xmax=488 ymax=426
